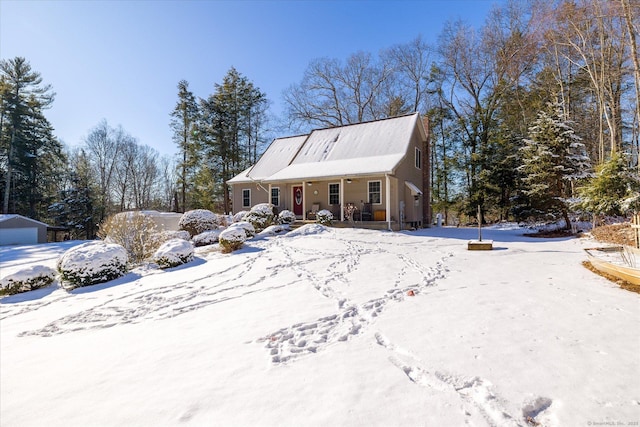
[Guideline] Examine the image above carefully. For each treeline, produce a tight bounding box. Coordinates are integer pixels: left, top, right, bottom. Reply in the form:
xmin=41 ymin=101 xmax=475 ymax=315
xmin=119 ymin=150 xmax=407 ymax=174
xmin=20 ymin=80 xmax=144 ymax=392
xmin=1 ymin=0 xmax=638 ymax=237
xmin=283 ymin=0 xmax=640 ymax=225
xmin=0 ymin=58 xmax=176 ymax=239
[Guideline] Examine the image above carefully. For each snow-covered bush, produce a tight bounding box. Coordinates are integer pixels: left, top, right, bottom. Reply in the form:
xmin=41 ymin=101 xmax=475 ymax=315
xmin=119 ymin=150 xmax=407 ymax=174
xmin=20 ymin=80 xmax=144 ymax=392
xmin=159 ymin=230 xmax=191 ymax=242
xmin=315 ymin=209 xmax=333 ymax=225
xmin=1 ymin=265 xmax=57 ymax=295
xmin=243 ymin=203 xmax=276 ymax=232
xmin=57 ymin=242 xmax=128 ymax=289
xmin=153 ymin=239 xmax=194 ymax=269
xmin=219 ymin=227 xmax=247 ymax=253
xmin=233 ymin=211 xmax=248 ymax=223
xmin=191 ymin=229 xmax=222 ymax=247
xmin=179 ymin=209 xmax=219 ymax=237
xmin=98 ymin=211 xmax=162 ymax=265
xmin=256 ymin=224 xmax=290 ymax=238
xmin=218 ymin=215 xmax=234 ymax=227
xmin=228 ymin=221 xmax=256 ymax=238
xmin=278 ymin=209 xmax=296 ymax=225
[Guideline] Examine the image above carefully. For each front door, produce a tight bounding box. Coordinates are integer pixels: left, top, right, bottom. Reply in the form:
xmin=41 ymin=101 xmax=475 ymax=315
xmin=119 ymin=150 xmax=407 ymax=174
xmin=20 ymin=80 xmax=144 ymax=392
xmin=293 ymin=186 xmax=303 ymax=216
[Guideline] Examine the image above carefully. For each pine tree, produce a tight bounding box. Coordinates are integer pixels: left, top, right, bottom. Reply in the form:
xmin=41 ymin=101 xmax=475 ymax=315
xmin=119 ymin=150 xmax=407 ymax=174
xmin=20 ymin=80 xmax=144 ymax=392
xmin=200 ymin=68 xmax=267 ymax=214
xmin=170 ymin=80 xmax=199 ymax=212
xmin=518 ymin=102 xmax=591 ymax=227
xmin=0 ymin=57 xmax=63 ymax=218
xmin=577 ymin=152 xmax=640 ymax=219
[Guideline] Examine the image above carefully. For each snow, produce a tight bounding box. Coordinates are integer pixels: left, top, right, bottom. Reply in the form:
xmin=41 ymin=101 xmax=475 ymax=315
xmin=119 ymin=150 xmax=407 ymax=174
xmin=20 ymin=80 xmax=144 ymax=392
xmin=152 ymin=238 xmax=194 ymax=268
xmin=1 ymin=225 xmax=639 ymax=426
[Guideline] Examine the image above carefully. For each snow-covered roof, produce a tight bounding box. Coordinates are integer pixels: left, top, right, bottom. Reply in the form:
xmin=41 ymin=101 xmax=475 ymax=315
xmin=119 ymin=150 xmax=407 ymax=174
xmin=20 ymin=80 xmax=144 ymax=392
xmin=230 ymin=113 xmax=424 ymax=184
xmin=228 ymin=135 xmax=308 ymax=184
xmin=0 ymin=214 xmax=49 ymax=227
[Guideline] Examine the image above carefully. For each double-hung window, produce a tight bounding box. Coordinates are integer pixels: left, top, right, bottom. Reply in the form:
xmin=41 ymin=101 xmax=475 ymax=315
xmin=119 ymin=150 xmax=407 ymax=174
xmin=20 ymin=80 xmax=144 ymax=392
xmin=328 ymin=183 xmax=340 ymax=205
xmin=368 ymin=181 xmax=381 ymax=204
xmin=242 ymin=189 xmax=251 ymax=208
xmin=271 ymin=187 xmax=280 ymax=207
xmin=415 ymin=147 xmax=422 ymax=169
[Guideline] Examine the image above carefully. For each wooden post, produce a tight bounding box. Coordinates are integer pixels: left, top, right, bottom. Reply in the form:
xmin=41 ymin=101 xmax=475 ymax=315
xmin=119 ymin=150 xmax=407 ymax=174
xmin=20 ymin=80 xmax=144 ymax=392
xmin=631 ymin=214 xmax=640 ymax=249
xmin=477 ymin=205 xmax=482 ymax=242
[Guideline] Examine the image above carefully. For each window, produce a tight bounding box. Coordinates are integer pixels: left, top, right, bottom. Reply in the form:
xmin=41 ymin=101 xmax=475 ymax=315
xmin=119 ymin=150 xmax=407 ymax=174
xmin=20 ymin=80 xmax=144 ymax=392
xmin=271 ymin=187 xmax=280 ymax=207
xmin=415 ymin=147 xmax=422 ymax=169
xmin=328 ymin=183 xmax=340 ymax=205
xmin=242 ymin=189 xmax=251 ymax=208
xmin=368 ymin=181 xmax=381 ymax=204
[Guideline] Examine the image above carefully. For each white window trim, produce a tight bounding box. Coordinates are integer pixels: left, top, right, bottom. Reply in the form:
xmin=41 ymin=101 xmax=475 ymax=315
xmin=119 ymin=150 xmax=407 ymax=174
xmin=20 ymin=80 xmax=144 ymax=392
xmin=328 ymin=182 xmax=340 ymax=206
xmin=368 ymin=180 xmax=382 ymax=205
xmin=271 ymin=187 xmax=280 ymax=207
xmin=415 ymin=146 xmax=422 ymax=169
xmin=242 ymin=188 xmax=251 ymax=208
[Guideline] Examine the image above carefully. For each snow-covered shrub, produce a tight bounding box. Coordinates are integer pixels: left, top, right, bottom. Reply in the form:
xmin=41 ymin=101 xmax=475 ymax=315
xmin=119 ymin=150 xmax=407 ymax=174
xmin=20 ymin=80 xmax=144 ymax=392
xmin=256 ymin=224 xmax=290 ymax=238
xmin=98 ymin=211 xmax=162 ymax=265
xmin=57 ymin=242 xmax=128 ymax=289
xmin=1 ymin=265 xmax=57 ymax=295
xmin=219 ymin=227 xmax=247 ymax=253
xmin=233 ymin=211 xmax=248 ymax=223
xmin=179 ymin=209 xmax=219 ymax=237
xmin=159 ymin=230 xmax=191 ymax=242
xmin=218 ymin=215 xmax=234 ymax=227
xmin=315 ymin=209 xmax=333 ymax=225
xmin=243 ymin=203 xmax=276 ymax=232
xmin=227 ymin=221 xmax=256 ymax=238
xmin=153 ymin=239 xmax=194 ymax=269
xmin=278 ymin=209 xmax=296 ymax=225
xmin=191 ymin=229 xmax=222 ymax=247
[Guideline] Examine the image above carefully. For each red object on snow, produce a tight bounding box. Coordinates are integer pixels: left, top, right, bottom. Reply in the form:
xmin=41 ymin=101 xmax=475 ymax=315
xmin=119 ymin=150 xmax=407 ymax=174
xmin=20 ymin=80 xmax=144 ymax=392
xmin=407 ymin=290 xmax=415 ymax=296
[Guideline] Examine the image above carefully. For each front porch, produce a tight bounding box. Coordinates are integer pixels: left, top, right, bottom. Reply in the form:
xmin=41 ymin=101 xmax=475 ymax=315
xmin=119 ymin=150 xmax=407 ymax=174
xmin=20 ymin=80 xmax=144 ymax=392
xmin=292 ymin=219 xmax=421 ymax=232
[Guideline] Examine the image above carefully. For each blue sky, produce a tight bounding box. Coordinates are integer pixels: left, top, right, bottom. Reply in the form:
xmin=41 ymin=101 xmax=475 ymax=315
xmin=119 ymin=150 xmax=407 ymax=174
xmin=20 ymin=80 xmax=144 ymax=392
xmin=1 ymin=0 xmax=505 ymax=158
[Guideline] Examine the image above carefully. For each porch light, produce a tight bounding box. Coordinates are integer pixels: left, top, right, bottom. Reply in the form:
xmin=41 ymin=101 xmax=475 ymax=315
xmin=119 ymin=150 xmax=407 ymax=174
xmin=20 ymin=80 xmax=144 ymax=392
xmin=346 ymin=179 xmax=352 ymax=184
xmin=307 ymin=182 xmax=313 ymax=186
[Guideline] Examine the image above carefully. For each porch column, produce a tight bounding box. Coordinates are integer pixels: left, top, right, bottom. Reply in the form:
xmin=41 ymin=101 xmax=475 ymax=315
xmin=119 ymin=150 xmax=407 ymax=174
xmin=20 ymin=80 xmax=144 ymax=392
xmin=302 ymin=181 xmax=307 ymax=221
xmin=340 ymin=178 xmax=345 ymax=221
xmin=385 ymin=174 xmax=392 ymax=231
xmin=268 ymin=183 xmax=272 ymax=207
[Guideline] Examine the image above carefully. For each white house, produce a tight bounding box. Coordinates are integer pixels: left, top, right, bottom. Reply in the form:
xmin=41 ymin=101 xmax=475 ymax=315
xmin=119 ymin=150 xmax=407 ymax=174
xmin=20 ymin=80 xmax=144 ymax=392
xmin=229 ymin=113 xmax=430 ymax=230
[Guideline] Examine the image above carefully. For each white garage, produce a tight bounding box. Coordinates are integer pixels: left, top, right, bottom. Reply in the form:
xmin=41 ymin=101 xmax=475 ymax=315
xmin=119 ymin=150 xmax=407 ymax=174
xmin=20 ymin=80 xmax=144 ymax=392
xmin=0 ymin=215 xmax=49 ymax=245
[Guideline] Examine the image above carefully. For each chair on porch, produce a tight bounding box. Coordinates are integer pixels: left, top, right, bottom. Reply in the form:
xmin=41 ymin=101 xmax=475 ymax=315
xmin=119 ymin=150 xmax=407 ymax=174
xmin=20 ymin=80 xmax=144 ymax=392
xmin=308 ymin=203 xmax=320 ymax=220
xmin=359 ymin=202 xmax=372 ymax=221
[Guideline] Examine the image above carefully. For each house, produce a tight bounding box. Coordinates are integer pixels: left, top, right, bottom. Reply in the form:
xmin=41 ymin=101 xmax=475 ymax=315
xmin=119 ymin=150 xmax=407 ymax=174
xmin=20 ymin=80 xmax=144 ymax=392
xmin=229 ymin=113 xmax=430 ymax=230
xmin=0 ymin=214 xmax=49 ymax=245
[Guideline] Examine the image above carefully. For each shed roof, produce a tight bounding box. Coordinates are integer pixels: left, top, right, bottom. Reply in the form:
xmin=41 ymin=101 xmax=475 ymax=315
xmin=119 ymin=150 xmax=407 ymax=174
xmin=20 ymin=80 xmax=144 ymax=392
xmin=0 ymin=214 xmax=49 ymax=227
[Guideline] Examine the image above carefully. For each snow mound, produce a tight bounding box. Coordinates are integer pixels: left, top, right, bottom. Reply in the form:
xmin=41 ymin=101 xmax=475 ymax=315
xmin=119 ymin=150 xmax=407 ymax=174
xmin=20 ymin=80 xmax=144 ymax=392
xmin=256 ymin=224 xmax=290 ymax=238
xmin=232 ymin=211 xmax=248 ymax=222
xmin=152 ymin=239 xmax=194 ymax=269
xmin=57 ymin=242 xmax=128 ymax=289
xmin=160 ymin=230 xmax=191 ymax=242
xmin=0 ymin=265 xmax=57 ymax=295
xmin=288 ymin=223 xmax=329 ymax=237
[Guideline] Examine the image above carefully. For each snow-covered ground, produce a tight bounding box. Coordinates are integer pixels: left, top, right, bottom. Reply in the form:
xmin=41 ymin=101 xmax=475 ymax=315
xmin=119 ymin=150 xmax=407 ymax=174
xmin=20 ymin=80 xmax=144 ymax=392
xmin=1 ymin=225 xmax=639 ymax=426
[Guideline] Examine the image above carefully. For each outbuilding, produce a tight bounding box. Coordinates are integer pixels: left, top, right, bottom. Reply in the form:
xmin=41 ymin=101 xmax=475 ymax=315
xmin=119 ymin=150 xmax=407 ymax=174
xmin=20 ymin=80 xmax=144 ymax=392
xmin=0 ymin=214 xmax=49 ymax=245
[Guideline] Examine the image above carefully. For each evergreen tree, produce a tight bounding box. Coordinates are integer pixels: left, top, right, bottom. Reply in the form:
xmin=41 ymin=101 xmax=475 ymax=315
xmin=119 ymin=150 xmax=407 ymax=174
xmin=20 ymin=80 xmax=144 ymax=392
xmin=170 ymin=80 xmax=199 ymax=212
xmin=0 ymin=57 xmax=63 ymax=219
xmin=200 ymin=68 xmax=267 ymax=213
xmin=577 ymin=152 xmax=640 ymax=219
xmin=517 ymin=102 xmax=591 ymax=227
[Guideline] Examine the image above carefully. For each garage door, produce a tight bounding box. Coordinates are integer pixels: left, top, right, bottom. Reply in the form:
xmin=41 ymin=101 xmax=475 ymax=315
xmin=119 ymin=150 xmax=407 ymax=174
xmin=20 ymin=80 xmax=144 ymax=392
xmin=0 ymin=227 xmax=38 ymax=245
